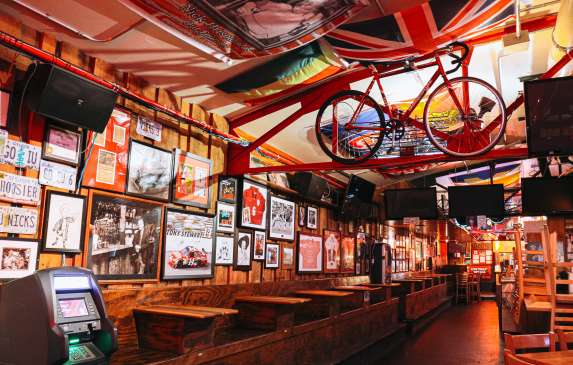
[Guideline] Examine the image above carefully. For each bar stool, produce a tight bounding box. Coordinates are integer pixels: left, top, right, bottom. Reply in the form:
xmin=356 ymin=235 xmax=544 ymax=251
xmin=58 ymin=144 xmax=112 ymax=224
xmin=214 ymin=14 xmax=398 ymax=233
xmin=455 ymin=273 xmax=470 ymax=304
xmin=468 ymin=273 xmax=481 ymax=303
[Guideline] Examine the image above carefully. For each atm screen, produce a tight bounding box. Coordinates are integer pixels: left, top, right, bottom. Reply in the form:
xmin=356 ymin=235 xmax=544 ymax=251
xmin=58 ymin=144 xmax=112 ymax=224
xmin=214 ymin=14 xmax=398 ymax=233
xmin=59 ymin=299 xmax=89 ymax=318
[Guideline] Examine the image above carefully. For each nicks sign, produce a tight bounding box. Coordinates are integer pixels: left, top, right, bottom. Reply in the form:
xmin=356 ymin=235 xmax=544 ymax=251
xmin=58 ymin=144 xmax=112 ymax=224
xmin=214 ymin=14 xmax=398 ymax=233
xmin=0 ymin=206 xmax=38 ymax=234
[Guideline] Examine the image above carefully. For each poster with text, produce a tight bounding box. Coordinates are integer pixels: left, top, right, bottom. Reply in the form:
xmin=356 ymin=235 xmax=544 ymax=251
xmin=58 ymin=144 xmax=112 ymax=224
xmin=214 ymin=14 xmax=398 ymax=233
xmin=172 ymin=149 xmax=212 ymax=208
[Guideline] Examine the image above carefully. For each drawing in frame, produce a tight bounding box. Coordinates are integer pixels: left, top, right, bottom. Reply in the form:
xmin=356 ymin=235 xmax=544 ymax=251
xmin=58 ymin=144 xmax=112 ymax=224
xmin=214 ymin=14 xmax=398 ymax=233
xmin=162 ymin=209 xmax=215 ymax=280
xmin=234 ymin=229 xmax=253 ymax=271
xmin=297 ymin=232 xmax=323 ymax=274
xmin=238 ymin=178 xmax=268 ymax=230
xmin=172 ymin=148 xmax=212 ymax=208
xmin=340 ymin=235 xmax=356 ymax=273
xmin=265 ymin=243 xmax=280 ymax=269
xmin=85 ymin=190 xmax=164 ymax=282
xmin=42 ymin=191 xmax=87 ymax=254
xmin=306 ymin=206 xmax=318 ymax=229
xmin=269 ymin=195 xmax=295 ymax=241
xmin=298 ymin=203 xmax=305 ymax=228
xmin=253 ymin=230 xmax=266 ymax=261
xmin=215 ymin=234 xmax=234 ymax=266
xmin=126 ymin=140 xmax=173 ymax=202
xmin=323 ymin=229 xmax=341 ymax=273
xmin=42 ymin=124 xmax=82 ymax=166
xmin=218 ymin=176 xmax=238 ymax=203
xmin=0 ymin=238 xmax=39 ymax=280
xmin=282 ymin=245 xmax=294 ymax=269
xmin=216 ymin=201 xmax=236 ymax=233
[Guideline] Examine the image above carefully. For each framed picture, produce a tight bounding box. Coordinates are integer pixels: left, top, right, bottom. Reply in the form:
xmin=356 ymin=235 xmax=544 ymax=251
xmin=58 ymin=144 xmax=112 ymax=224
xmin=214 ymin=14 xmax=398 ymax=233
xmin=0 ymin=239 xmax=39 ymax=280
xmin=85 ymin=191 xmax=164 ymax=282
xmin=323 ymin=229 xmax=341 ymax=273
xmin=282 ymin=245 xmax=294 ymax=269
xmin=306 ymin=206 xmax=318 ymax=229
xmin=298 ymin=203 xmax=305 ymax=227
xmin=42 ymin=125 xmax=82 ymax=166
xmin=126 ymin=140 xmax=173 ymax=202
xmin=253 ymin=230 xmax=266 ymax=261
xmin=42 ymin=191 xmax=87 ymax=253
xmin=297 ymin=232 xmax=323 ymax=274
xmin=172 ymin=149 xmax=212 ymax=208
xmin=162 ymin=209 xmax=215 ymax=280
xmin=269 ymin=195 xmax=295 ymax=241
xmin=234 ymin=229 xmax=253 ymax=271
xmin=239 ymin=179 xmax=268 ymax=230
xmin=82 ymin=108 xmax=130 ymax=193
xmin=356 ymin=232 xmax=366 ymax=274
xmin=265 ymin=243 xmax=280 ymax=269
xmin=340 ymin=235 xmax=356 ymax=273
xmin=216 ymin=201 xmax=236 ymax=233
xmin=219 ymin=176 xmax=238 ymax=203
xmin=215 ymin=234 xmax=234 ymax=266
xmin=267 ymin=173 xmax=289 ymax=189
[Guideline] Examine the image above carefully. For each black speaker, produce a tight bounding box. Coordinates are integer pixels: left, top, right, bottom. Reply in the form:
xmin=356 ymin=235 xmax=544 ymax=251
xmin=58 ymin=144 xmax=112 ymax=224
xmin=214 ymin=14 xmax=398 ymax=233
xmin=25 ymin=63 xmax=117 ymax=132
xmin=289 ymin=172 xmax=330 ymax=201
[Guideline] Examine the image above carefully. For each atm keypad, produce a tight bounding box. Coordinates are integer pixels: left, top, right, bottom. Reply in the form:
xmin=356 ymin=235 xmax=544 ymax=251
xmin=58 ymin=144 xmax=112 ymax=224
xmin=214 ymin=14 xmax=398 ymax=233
xmin=68 ymin=345 xmax=96 ymax=363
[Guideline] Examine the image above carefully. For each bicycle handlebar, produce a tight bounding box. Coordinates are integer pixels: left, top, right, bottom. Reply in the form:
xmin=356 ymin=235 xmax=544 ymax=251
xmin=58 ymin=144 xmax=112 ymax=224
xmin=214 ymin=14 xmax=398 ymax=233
xmin=443 ymin=41 xmax=470 ymax=74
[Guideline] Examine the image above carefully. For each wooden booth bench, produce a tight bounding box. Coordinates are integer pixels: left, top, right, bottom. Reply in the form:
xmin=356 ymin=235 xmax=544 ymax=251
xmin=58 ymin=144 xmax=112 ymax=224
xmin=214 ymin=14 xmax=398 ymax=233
xmin=392 ymin=274 xmax=452 ymax=323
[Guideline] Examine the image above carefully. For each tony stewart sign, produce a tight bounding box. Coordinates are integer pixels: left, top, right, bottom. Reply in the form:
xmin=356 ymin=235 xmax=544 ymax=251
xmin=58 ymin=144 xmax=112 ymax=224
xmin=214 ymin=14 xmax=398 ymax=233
xmin=0 ymin=172 xmax=41 ymax=205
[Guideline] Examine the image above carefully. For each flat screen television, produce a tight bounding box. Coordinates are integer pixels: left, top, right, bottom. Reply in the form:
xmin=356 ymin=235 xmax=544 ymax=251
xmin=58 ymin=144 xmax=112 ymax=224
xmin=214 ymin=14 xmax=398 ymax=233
xmin=345 ymin=175 xmax=375 ymax=203
xmin=448 ymin=184 xmax=505 ymax=217
xmin=524 ymin=76 xmax=573 ymax=156
xmin=521 ymin=177 xmax=573 ymax=216
xmin=384 ymin=187 xmax=438 ymax=220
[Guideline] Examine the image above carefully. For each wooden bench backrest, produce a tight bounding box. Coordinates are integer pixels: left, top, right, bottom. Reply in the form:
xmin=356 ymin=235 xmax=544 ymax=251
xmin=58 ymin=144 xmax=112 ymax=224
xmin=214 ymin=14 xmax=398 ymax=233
xmin=504 ymin=333 xmax=557 ymax=354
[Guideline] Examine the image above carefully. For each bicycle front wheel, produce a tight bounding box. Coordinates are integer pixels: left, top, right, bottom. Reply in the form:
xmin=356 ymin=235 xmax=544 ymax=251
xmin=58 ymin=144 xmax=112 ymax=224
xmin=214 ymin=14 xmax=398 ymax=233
xmin=315 ymin=90 xmax=385 ymax=164
xmin=423 ymin=77 xmax=507 ymax=157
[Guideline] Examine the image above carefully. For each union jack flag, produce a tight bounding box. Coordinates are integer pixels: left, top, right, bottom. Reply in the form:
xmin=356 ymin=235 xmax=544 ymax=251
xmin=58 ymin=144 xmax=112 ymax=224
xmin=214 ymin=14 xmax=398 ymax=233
xmin=326 ymin=0 xmax=514 ymax=61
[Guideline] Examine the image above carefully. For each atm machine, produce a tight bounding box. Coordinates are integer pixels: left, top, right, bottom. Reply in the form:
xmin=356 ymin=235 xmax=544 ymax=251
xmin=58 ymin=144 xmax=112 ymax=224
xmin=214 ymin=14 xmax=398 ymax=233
xmin=0 ymin=267 xmax=117 ymax=365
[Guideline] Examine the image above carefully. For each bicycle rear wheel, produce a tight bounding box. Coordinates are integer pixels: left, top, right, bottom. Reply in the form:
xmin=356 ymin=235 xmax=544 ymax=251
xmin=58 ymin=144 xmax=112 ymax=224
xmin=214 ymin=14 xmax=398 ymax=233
xmin=423 ymin=76 xmax=507 ymax=157
xmin=315 ymin=90 xmax=385 ymax=164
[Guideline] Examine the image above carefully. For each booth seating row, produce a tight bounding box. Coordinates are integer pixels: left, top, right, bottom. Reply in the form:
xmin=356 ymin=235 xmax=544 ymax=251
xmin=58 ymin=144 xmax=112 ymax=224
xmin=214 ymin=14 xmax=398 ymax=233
xmin=107 ymin=274 xmax=452 ymax=365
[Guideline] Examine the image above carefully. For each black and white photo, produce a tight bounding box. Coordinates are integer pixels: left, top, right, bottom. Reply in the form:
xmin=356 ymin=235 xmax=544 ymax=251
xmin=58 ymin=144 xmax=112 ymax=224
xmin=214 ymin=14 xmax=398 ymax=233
xmin=215 ymin=234 xmax=234 ymax=266
xmin=42 ymin=191 xmax=86 ymax=253
xmin=306 ymin=206 xmax=318 ymax=230
xmin=234 ymin=229 xmax=253 ymax=270
xmin=269 ymin=195 xmax=295 ymax=241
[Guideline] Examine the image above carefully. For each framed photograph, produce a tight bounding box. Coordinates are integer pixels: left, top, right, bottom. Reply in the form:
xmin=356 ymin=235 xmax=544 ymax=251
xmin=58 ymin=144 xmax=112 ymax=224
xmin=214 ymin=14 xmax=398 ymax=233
xmin=42 ymin=125 xmax=82 ymax=166
xmin=42 ymin=191 xmax=87 ymax=253
xmin=0 ymin=239 xmax=39 ymax=280
xmin=282 ymin=245 xmax=294 ymax=269
xmin=85 ymin=191 xmax=164 ymax=282
xmin=306 ymin=206 xmax=318 ymax=229
xmin=267 ymin=173 xmax=289 ymax=189
xmin=215 ymin=234 xmax=234 ymax=266
xmin=323 ymin=230 xmax=341 ymax=273
xmin=265 ymin=243 xmax=280 ymax=269
xmin=239 ymin=179 xmax=268 ymax=230
xmin=298 ymin=203 xmax=305 ymax=228
xmin=126 ymin=140 xmax=173 ymax=202
xmin=340 ymin=235 xmax=356 ymax=273
xmin=356 ymin=232 xmax=366 ymax=274
xmin=216 ymin=201 xmax=236 ymax=233
xmin=219 ymin=176 xmax=238 ymax=203
xmin=269 ymin=195 xmax=295 ymax=241
xmin=172 ymin=149 xmax=212 ymax=208
xmin=162 ymin=209 xmax=215 ymax=280
xmin=234 ymin=229 xmax=253 ymax=271
xmin=253 ymin=230 xmax=266 ymax=261
xmin=297 ymin=232 xmax=323 ymax=274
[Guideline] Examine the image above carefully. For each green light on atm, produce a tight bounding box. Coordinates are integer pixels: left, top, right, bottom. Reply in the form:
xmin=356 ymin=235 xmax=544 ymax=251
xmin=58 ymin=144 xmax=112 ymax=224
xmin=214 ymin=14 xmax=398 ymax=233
xmin=69 ymin=338 xmax=80 ymax=345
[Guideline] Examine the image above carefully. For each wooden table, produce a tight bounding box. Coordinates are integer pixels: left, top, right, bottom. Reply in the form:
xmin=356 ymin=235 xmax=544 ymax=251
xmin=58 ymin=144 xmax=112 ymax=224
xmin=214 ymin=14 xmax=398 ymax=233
xmin=294 ymin=290 xmax=353 ymax=317
xmin=392 ymin=279 xmax=424 ymax=293
xmin=518 ymin=350 xmax=573 ymax=365
xmin=331 ymin=285 xmax=384 ymax=305
xmin=234 ymin=295 xmax=311 ymax=331
xmin=361 ymin=283 xmax=401 ymax=301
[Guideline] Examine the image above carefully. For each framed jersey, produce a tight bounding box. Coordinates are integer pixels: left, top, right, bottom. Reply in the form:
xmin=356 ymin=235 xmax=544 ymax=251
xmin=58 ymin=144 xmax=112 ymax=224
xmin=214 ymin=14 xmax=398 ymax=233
xmin=238 ymin=178 xmax=268 ymax=230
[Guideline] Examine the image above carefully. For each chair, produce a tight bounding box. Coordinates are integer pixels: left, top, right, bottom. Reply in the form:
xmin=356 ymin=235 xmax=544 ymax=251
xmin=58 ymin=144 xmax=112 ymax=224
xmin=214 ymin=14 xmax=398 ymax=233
xmin=557 ymin=331 xmax=573 ymax=351
xmin=504 ymin=333 xmax=556 ymax=354
xmin=455 ymin=273 xmax=470 ymax=304
xmin=503 ymin=349 xmax=535 ymax=365
xmin=468 ymin=273 xmax=481 ymax=303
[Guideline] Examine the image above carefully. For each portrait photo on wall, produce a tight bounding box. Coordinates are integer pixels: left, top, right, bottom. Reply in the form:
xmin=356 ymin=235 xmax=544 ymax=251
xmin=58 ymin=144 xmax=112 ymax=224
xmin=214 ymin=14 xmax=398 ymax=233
xmin=253 ymin=230 xmax=266 ymax=261
xmin=298 ymin=203 xmax=305 ymax=227
xmin=265 ymin=243 xmax=280 ymax=269
xmin=269 ymin=195 xmax=295 ymax=241
xmin=172 ymin=149 xmax=212 ymax=208
xmin=340 ymin=235 xmax=356 ymax=273
xmin=0 ymin=239 xmax=39 ymax=280
xmin=126 ymin=140 xmax=173 ymax=202
xmin=42 ymin=191 xmax=87 ymax=254
xmin=282 ymin=245 xmax=294 ymax=269
xmin=218 ymin=176 xmax=238 ymax=203
xmin=215 ymin=234 xmax=234 ymax=266
xmin=234 ymin=229 xmax=253 ymax=271
xmin=216 ymin=201 xmax=236 ymax=233
xmin=42 ymin=124 xmax=82 ymax=166
xmin=239 ymin=179 xmax=268 ymax=230
xmin=323 ymin=229 xmax=341 ymax=273
xmin=163 ymin=209 xmax=215 ymax=280
xmin=306 ymin=206 xmax=318 ymax=229
xmin=86 ymin=191 xmax=163 ymax=282
xmin=297 ymin=232 xmax=323 ymax=274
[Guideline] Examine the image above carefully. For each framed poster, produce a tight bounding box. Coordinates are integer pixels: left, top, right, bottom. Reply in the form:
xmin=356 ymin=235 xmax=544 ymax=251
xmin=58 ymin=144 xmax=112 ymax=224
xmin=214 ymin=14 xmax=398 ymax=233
xmin=162 ymin=209 xmax=215 ymax=280
xmin=0 ymin=206 xmax=38 ymax=234
xmin=42 ymin=125 xmax=82 ymax=166
xmin=297 ymin=232 xmax=322 ymax=274
xmin=239 ymin=179 xmax=268 ymax=230
xmin=39 ymin=160 xmax=77 ymax=191
xmin=126 ymin=140 xmax=173 ymax=202
xmin=42 ymin=191 xmax=86 ymax=253
xmin=253 ymin=230 xmax=266 ymax=261
xmin=218 ymin=176 xmax=237 ymax=203
xmin=323 ymin=230 xmax=341 ymax=273
xmin=0 ymin=172 xmax=41 ymax=205
xmin=216 ymin=201 xmax=236 ymax=233
xmin=215 ymin=234 xmax=234 ymax=266
xmin=85 ymin=191 xmax=163 ymax=282
xmin=306 ymin=206 xmax=318 ymax=229
xmin=0 ymin=239 xmax=39 ymax=280
xmin=298 ymin=203 xmax=305 ymax=227
xmin=282 ymin=246 xmax=294 ymax=269
xmin=136 ymin=115 xmax=162 ymax=142
xmin=265 ymin=243 xmax=280 ymax=269
xmin=340 ymin=235 xmax=356 ymax=273
xmin=82 ymin=108 xmax=130 ymax=193
xmin=269 ymin=195 xmax=295 ymax=241
xmin=172 ymin=149 xmax=212 ymax=208
xmin=234 ymin=229 xmax=253 ymax=271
